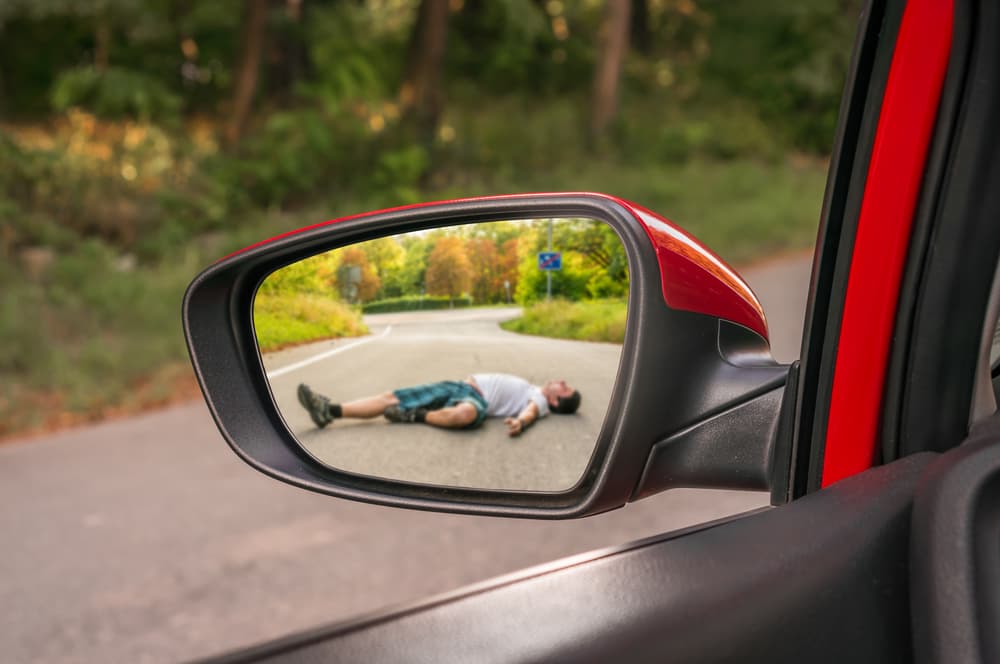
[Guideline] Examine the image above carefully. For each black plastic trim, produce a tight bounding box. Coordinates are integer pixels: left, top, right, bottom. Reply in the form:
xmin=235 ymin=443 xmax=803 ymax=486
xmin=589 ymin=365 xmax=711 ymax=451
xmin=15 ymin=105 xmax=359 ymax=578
xmin=196 ymin=453 xmax=933 ymax=664
xmin=769 ymin=360 xmax=800 ymax=505
xmin=910 ymin=413 xmax=1000 ymax=664
xmin=632 ymin=384 xmax=783 ymax=499
xmin=889 ymin=0 xmax=1000 ymax=457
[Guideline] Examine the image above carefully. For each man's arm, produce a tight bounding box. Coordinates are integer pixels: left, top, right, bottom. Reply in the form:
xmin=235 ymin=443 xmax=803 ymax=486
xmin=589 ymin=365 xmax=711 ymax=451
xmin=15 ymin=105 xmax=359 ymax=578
xmin=504 ymin=401 xmax=540 ymax=437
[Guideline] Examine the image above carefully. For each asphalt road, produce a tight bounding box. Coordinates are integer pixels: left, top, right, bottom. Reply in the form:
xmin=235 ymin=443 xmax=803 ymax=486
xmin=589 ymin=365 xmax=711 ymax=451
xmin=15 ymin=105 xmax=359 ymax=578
xmin=1 ymin=252 xmax=811 ymax=664
xmin=263 ymin=307 xmax=621 ymax=491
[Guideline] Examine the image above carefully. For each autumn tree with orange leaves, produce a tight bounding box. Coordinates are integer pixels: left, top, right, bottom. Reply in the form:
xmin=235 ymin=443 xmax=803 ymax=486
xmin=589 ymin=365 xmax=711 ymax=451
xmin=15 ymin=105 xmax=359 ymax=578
xmin=466 ymin=237 xmax=503 ymax=303
xmin=334 ymin=246 xmax=381 ymax=303
xmin=425 ymin=236 xmax=472 ymax=303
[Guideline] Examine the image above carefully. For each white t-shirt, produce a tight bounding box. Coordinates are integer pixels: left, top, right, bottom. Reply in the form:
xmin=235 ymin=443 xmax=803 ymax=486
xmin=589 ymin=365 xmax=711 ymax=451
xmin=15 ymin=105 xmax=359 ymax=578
xmin=471 ymin=374 xmax=549 ymax=418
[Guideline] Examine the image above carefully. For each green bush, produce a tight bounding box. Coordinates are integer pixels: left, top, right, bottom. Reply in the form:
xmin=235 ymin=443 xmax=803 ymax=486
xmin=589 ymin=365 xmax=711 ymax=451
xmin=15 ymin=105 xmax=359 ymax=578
xmin=362 ymin=295 xmax=473 ymax=314
xmin=502 ymin=299 xmax=627 ymax=344
xmin=254 ymin=293 xmax=368 ymax=352
xmin=645 ymin=107 xmax=783 ymax=164
xmin=0 ymin=237 xmax=201 ymax=431
xmin=700 ymin=0 xmax=857 ymax=153
xmin=51 ymin=67 xmax=182 ymax=123
xmin=207 ymin=108 xmax=344 ymax=209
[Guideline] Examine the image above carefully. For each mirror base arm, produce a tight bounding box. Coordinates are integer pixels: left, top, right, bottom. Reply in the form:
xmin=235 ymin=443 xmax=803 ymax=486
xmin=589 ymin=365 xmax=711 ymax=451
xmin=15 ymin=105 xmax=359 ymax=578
xmin=631 ymin=370 xmax=789 ymax=502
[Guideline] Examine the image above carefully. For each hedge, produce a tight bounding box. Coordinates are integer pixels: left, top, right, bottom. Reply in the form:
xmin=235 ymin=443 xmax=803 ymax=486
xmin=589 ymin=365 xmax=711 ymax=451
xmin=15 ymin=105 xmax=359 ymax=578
xmin=362 ymin=295 xmax=474 ymax=314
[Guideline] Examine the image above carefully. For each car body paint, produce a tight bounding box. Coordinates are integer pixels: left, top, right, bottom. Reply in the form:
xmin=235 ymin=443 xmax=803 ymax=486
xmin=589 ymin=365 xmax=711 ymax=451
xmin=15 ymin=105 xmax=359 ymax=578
xmin=822 ymin=0 xmax=954 ymax=487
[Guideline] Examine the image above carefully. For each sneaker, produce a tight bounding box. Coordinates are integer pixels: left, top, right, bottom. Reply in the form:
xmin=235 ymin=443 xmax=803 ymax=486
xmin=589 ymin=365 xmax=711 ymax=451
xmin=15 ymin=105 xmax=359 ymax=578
xmin=297 ymin=383 xmax=333 ymax=429
xmin=383 ymin=405 xmax=427 ymax=423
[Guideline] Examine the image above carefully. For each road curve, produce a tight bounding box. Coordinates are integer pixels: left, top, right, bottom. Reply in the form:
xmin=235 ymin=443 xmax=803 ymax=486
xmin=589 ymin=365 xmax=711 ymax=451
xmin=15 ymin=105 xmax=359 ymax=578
xmin=264 ymin=307 xmax=621 ymax=491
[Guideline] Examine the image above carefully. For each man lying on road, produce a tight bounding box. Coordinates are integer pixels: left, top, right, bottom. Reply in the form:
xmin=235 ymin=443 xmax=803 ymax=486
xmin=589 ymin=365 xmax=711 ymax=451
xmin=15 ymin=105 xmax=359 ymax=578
xmin=296 ymin=374 xmax=581 ymax=437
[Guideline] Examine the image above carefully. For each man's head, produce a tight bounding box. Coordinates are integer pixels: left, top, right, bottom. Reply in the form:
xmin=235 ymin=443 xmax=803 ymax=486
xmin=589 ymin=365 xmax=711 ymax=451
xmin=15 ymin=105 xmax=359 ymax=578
xmin=542 ymin=379 xmax=581 ymax=415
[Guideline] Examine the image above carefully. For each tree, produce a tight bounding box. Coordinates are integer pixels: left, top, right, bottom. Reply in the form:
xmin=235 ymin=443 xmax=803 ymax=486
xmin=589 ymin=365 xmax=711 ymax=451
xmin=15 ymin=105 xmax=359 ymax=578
xmin=499 ymin=237 xmax=520 ymax=303
xmin=258 ymin=250 xmax=339 ymax=295
xmin=361 ymin=236 xmax=406 ymax=299
xmin=425 ymin=236 xmax=472 ymax=303
xmin=393 ymin=237 xmax=433 ymax=298
xmin=466 ymin=237 xmax=501 ymax=303
xmin=334 ymin=246 xmax=381 ymax=303
xmin=226 ymin=0 xmax=269 ymax=146
xmin=630 ymin=0 xmax=650 ymax=55
xmin=591 ymin=0 xmax=631 ymax=142
xmin=399 ymin=0 xmax=450 ymax=142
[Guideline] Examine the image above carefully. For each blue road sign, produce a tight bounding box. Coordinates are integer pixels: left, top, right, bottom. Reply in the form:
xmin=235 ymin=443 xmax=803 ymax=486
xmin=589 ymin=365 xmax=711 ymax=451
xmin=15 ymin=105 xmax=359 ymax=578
xmin=538 ymin=251 xmax=562 ymax=271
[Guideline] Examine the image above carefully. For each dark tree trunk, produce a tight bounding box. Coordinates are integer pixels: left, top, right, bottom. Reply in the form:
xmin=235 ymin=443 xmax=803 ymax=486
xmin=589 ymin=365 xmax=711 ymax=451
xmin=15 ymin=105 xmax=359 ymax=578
xmin=591 ymin=0 xmax=631 ymax=143
xmin=399 ymin=0 xmax=450 ymax=142
xmin=94 ymin=17 xmax=111 ymax=71
xmin=284 ymin=0 xmax=305 ymax=87
xmin=269 ymin=0 xmax=307 ymax=101
xmin=630 ymin=0 xmax=650 ymax=55
xmin=226 ymin=0 xmax=269 ymax=146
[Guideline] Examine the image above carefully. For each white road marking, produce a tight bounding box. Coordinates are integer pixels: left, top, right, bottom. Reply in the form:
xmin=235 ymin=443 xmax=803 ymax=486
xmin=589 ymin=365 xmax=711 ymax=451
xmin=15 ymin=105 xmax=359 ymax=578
xmin=265 ymin=326 xmax=392 ymax=379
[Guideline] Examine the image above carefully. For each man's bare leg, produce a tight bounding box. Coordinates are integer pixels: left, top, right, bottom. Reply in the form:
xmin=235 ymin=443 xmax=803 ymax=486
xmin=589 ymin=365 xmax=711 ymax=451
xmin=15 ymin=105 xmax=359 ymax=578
xmin=340 ymin=392 xmax=399 ymax=419
xmin=424 ymin=402 xmax=478 ymax=429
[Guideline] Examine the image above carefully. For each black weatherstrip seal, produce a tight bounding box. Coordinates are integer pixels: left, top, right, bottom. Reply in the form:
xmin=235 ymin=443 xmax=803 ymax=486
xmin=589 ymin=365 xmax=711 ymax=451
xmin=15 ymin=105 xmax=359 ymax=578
xmin=788 ymin=0 xmax=905 ymax=498
xmin=880 ymin=0 xmax=975 ymax=462
xmin=891 ymin=0 xmax=1000 ymax=458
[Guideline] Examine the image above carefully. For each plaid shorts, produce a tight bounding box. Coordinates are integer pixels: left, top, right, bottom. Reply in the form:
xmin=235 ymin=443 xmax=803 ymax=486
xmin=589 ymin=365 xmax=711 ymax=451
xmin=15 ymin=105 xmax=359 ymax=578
xmin=392 ymin=381 xmax=488 ymax=428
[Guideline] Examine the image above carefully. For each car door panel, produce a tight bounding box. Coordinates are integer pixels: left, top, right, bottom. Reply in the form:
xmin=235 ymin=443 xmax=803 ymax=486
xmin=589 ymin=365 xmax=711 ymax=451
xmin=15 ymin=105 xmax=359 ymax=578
xmin=911 ymin=415 xmax=1000 ymax=664
xmin=203 ymin=454 xmax=932 ymax=664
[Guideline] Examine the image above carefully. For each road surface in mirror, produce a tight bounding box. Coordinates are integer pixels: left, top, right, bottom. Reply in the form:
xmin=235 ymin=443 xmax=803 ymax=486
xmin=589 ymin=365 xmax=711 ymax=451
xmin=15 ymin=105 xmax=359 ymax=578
xmin=261 ymin=306 xmax=621 ymax=491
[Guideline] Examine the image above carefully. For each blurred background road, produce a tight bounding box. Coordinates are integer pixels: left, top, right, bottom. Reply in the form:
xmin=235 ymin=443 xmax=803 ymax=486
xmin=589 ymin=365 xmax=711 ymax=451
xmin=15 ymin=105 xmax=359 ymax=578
xmin=0 ymin=252 xmax=810 ymax=664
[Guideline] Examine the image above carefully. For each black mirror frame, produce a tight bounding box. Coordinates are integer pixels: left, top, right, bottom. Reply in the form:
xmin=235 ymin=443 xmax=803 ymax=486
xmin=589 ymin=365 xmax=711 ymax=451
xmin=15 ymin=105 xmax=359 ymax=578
xmin=184 ymin=193 xmax=788 ymax=518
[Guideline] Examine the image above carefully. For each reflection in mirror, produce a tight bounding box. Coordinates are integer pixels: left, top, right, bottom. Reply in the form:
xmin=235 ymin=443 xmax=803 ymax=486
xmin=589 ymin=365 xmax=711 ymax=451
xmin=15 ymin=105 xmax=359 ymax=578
xmin=254 ymin=217 xmax=627 ymax=491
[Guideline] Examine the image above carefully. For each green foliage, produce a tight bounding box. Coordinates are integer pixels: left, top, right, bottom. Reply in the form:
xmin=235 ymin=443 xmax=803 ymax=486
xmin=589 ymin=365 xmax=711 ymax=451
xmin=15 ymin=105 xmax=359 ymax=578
xmin=259 ymin=251 xmax=340 ymax=297
xmin=210 ymin=108 xmax=343 ymax=208
xmin=448 ymin=0 xmax=582 ymax=94
xmin=501 ymin=299 xmax=627 ymax=344
xmin=700 ymin=0 xmax=860 ymax=152
xmin=1 ymin=114 xmax=197 ymax=256
xmin=362 ymin=295 xmax=473 ymax=314
xmin=207 ymin=109 xmax=427 ymax=210
xmin=374 ymin=145 xmax=429 ymax=204
xmin=51 ymin=66 xmax=182 ymax=122
xmin=638 ymin=105 xmax=783 ymax=164
xmin=438 ymin=94 xmax=586 ymax=176
xmin=254 ymin=293 xmax=368 ymax=352
xmin=515 ymin=250 xmax=591 ymax=304
xmin=303 ymin=2 xmax=405 ymax=108
xmin=513 ymin=219 xmax=627 ymax=305
xmin=0 ymin=235 xmax=200 ymax=431
xmin=0 ymin=0 xmax=856 ymax=434
xmin=388 ymin=237 xmax=433 ymax=298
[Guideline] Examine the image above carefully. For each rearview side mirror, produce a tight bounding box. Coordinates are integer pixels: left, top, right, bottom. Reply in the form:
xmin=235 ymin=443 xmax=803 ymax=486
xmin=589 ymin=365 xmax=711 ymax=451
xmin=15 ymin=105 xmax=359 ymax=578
xmin=183 ymin=193 xmax=791 ymax=518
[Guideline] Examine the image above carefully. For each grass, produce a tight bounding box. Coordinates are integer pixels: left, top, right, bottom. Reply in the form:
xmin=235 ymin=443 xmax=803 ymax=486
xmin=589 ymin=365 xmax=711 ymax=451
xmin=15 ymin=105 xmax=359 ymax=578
xmin=502 ymin=299 xmax=627 ymax=344
xmin=437 ymin=156 xmax=828 ymax=267
xmin=1 ymin=243 xmax=203 ymax=436
xmin=0 ymin=207 xmax=347 ymax=439
xmin=254 ymin=293 xmax=368 ymax=352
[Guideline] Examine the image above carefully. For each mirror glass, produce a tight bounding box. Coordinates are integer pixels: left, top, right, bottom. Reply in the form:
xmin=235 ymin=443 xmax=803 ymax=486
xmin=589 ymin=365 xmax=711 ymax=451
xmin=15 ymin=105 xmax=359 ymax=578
xmin=254 ymin=217 xmax=627 ymax=491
